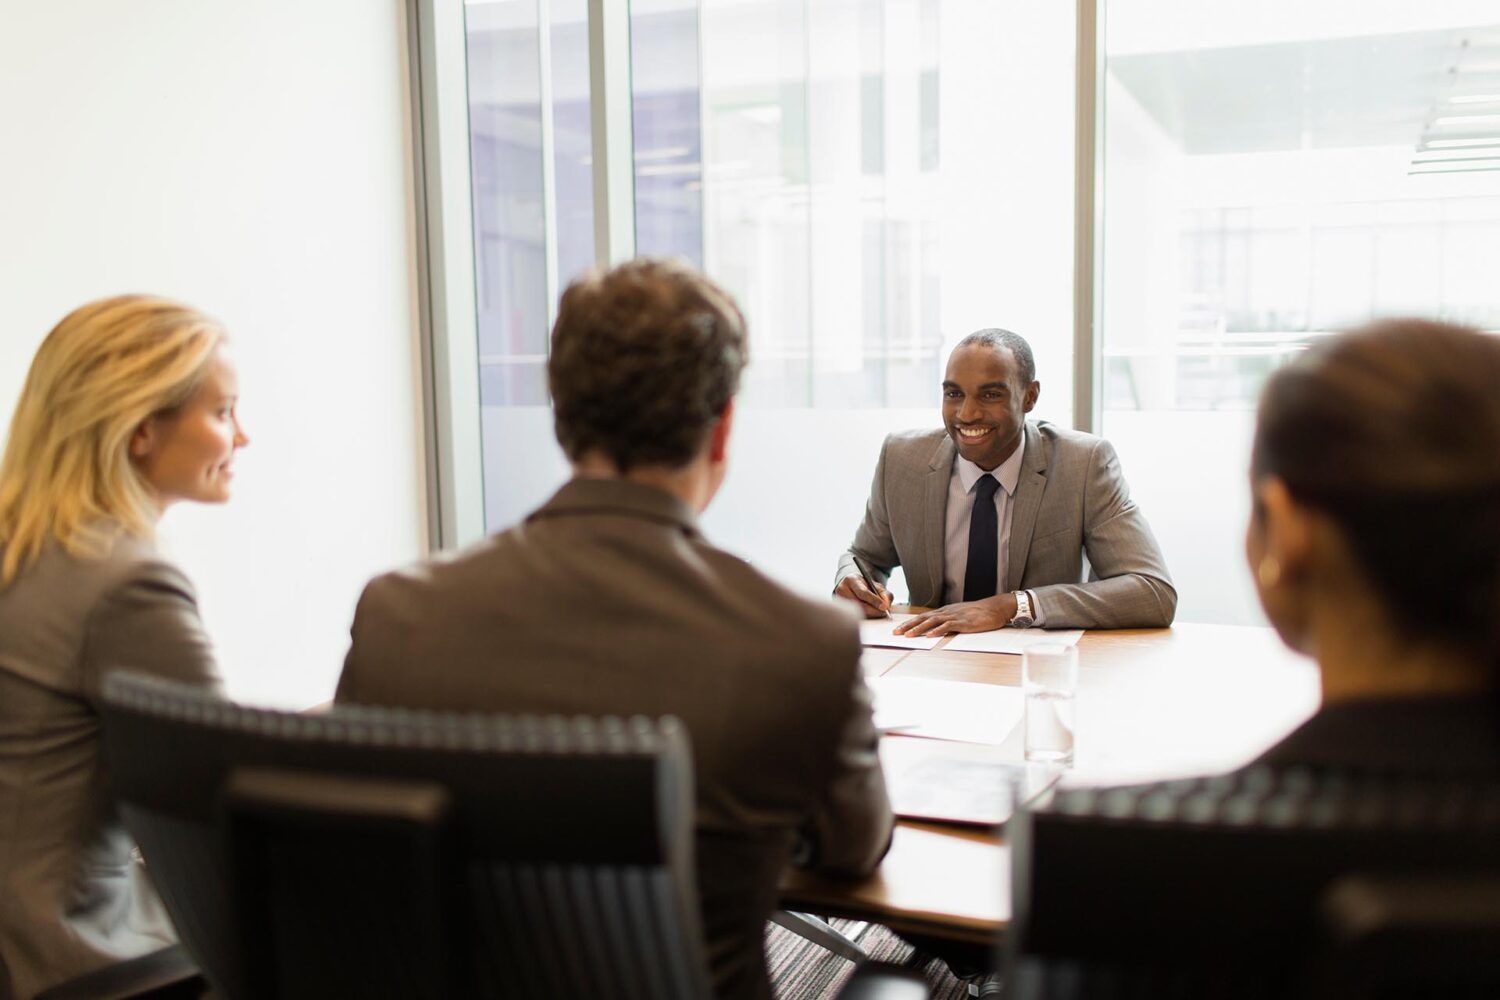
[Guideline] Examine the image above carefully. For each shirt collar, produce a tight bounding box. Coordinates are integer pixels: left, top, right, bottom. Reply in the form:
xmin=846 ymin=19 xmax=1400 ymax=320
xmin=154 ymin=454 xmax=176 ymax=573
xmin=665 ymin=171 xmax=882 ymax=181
xmin=529 ymin=476 xmax=701 ymax=536
xmin=955 ymin=434 xmax=1026 ymax=497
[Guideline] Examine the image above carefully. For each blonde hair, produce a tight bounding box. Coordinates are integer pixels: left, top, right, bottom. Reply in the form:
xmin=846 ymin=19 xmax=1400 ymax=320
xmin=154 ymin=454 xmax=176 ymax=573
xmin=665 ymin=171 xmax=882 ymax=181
xmin=0 ymin=295 xmax=225 ymax=586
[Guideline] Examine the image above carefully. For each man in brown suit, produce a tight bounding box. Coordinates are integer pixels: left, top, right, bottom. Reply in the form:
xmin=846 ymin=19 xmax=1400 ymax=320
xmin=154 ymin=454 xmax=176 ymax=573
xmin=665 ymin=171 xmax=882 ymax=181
xmin=336 ymin=258 xmax=893 ymax=1000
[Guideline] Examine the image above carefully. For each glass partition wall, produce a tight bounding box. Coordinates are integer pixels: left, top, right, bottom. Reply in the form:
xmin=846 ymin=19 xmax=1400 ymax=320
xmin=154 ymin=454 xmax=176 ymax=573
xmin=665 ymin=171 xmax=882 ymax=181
xmin=451 ymin=0 xmax=1500 ymax=619
xmin=463 ymin=0 xmax=1077 ymax=600
xmin=1099 ymin=0 xmax=1500 ymax=623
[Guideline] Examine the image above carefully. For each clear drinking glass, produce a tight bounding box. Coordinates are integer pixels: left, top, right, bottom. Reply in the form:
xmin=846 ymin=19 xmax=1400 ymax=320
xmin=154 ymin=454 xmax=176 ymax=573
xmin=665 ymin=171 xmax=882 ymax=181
xmin=1023 ymin=643 xmax=1078 ymax=765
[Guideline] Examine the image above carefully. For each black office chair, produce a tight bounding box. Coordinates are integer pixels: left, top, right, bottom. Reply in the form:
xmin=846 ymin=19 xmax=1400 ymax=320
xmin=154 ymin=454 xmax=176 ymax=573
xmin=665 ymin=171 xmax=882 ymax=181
xmin=101 ymin=671 xmax=926 ymax=1000
xmin=1003 ymin=767 xmax=1500 ymax=999
xmin=1308 ymin=873 xmax=1500 ymax=998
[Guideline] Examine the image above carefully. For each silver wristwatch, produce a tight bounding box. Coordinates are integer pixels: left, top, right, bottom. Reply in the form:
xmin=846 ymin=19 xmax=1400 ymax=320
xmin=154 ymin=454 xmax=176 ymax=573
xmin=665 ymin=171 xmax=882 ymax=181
xmin=1009 ymin=590 xmax=1034 ymax=628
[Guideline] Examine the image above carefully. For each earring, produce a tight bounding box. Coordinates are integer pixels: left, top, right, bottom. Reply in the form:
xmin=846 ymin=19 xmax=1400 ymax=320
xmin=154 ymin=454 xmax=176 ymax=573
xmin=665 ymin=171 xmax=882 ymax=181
xmin=1257 ymin=556 xmax=1281 ymax=588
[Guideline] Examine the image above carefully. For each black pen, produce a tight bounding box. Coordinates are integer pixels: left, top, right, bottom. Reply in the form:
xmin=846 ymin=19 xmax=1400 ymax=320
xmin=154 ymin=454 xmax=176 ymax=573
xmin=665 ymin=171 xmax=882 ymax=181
xmin=850 ymin=554 xmax=891 ymax=619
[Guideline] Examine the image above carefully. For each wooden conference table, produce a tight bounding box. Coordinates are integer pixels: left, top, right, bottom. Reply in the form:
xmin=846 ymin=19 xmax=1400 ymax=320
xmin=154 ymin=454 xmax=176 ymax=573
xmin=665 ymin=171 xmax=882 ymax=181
xmin=778 ymin=621 xmax=1321 ymax=946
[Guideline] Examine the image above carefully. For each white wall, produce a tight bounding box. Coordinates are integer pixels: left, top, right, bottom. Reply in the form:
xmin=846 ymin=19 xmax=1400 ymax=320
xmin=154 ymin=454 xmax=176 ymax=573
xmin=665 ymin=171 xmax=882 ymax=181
xmin=0 ymin=2 xmax=426 ymax=707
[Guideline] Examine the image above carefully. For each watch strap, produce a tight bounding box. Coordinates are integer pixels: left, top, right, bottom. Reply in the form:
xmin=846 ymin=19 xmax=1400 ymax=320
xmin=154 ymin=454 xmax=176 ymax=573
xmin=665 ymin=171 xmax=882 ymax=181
xmin=1010 ymin=590 xmax=1034 ymax=628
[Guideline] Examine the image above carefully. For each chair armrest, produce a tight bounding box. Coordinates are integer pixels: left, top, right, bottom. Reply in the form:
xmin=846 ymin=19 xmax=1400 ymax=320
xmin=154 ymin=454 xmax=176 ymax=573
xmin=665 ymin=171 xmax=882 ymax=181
xmin=835 ymin=962 xmax=931 ymax=1000
xmin=34 ymin=944 xmax=204 ymax=1000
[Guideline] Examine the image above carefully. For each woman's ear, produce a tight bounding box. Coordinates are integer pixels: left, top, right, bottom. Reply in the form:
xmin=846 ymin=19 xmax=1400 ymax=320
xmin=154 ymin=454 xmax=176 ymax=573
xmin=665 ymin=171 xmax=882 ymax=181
xmin=129 ymin=417 xmax=158 ymax=460
xmin=1250 ymin=476 xmax=1317 ymax=654
xmin=1258 ymin=477 xmax=1312 ymax=582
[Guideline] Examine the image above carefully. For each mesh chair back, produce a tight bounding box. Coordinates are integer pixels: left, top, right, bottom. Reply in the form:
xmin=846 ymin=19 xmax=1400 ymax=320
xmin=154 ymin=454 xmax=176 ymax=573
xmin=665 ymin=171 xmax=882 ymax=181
xmin=100 ymin=670 xmax=710 ymax=1000
xmin=1005 ymin=766 xmax=1500 ymax=999
xmin=1310 ymin=873 xmax=1500 ymax=997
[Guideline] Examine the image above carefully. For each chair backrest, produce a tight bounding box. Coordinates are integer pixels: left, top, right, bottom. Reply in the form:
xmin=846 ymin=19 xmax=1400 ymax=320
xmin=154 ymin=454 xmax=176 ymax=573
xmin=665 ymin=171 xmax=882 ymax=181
xmin=100 ymin=670 xmax=711 ymax=1000
xmin=1309 ymin=873 xmax=1500 ymax=998
xmin=1004 ymin=766 xmax=1500 ymax=998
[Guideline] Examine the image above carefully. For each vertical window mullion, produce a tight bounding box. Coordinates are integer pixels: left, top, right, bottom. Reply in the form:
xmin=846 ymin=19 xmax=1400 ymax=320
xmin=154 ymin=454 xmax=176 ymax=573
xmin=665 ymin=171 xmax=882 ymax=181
xmin=588 ymin=0 xmax=637 ymax=267
xmin=538 ymin=0 xmax=560 ymax=332
xmin=1073 ymin=0 xmax=1103 ymax=434
xmin=410 ymin=0 xmax=485 ymax=551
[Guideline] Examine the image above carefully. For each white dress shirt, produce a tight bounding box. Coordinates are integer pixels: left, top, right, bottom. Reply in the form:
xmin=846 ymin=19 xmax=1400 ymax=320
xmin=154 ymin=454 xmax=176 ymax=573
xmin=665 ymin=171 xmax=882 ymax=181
xmin=941 ymin=436 xmax=1045 ymax=624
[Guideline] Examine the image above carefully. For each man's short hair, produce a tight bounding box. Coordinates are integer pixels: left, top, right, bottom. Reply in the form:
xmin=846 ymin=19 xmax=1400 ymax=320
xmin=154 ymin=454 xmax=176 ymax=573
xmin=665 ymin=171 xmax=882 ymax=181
xmin=549 ymin=257 xmax=749 ymax=471
xmin=954 ymin=328 xmax=1037 ymax=385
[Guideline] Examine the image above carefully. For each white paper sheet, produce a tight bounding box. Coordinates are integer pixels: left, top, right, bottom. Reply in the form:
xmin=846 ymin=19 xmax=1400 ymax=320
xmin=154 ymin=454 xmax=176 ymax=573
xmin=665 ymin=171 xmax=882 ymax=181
xmin=880 ymin=737 xmax=1062 ymax=825
xmin=869 ymin=676 xmax=1025 ymax=746
xmin=859 ymin=614 xmax=943 ymax=650
xmin=942 ymin=627 xmax=1085 ymax=655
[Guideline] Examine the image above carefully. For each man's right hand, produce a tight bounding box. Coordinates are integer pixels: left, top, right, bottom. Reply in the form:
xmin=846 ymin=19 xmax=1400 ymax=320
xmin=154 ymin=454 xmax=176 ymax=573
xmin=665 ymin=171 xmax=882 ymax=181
xmin=835 ymin=574 xmax=893 ymax=619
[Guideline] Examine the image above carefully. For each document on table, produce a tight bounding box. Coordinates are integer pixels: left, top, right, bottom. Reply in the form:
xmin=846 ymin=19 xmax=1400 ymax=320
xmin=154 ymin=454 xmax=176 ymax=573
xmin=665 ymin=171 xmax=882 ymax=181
xmin=943 ymin=627 xmax=1085 ymax=655
xmin=859 ymin=614 xmax=943 ymax=650
xmin=869 ymin=675 xmax=1024 ymax=746
xmin=880 ymin=736 xmax=1061 ymax=826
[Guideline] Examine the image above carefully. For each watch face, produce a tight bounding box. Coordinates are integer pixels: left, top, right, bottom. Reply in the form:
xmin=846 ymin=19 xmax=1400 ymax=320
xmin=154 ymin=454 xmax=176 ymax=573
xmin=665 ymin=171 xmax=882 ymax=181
xmin=1012 ymin=617 xmax=1034 ymax=629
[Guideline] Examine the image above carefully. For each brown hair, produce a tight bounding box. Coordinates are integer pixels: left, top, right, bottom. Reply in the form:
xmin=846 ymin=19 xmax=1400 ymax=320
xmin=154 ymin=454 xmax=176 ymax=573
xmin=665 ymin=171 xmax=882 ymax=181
xmin=1251 ymin=318 xmax=1500 ymax=669
xmin=548 ymin=257 xmax=748 ymax=471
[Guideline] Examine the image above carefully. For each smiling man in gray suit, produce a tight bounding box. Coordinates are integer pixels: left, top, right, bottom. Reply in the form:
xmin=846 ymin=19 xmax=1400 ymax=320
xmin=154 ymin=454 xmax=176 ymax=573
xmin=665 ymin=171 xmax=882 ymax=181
xmin=835 ymin=329 xmax=1175 ymax=633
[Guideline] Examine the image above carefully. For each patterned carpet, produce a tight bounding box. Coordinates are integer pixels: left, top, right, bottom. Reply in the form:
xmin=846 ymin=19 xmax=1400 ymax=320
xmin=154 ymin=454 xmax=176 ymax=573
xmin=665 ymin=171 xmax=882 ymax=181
xmin=766 ymin=918 xmax=975 ymax=999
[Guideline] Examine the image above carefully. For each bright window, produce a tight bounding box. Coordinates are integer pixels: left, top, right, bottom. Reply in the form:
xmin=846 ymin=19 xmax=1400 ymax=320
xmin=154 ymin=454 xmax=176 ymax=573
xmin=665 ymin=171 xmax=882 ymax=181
xmin=462 ymin=0 xmax=1077 ymax=600
xmin=1099 ymin=0 xmax=1500 ymax=623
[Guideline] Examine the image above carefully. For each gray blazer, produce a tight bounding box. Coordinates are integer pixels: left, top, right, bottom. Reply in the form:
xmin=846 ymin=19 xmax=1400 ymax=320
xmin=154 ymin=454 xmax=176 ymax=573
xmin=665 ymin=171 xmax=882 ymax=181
xmin=837 ymin=420 xmax=1177 ymax=629
xmin=0 ymin=533 xmax=219 ymax=1000
xmin=338 ymin=477 xmax=893 ymax=1000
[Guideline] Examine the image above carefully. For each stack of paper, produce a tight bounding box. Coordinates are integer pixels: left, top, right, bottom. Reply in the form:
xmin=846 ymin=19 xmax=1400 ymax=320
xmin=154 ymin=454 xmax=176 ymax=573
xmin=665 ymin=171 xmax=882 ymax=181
xmin=943 ymin=627 xmax=1084 ymax=655
xmin=880 ymin=737 xmax=1061 ymax=826
xmin=869 ymin=675 xmax=1024 ymax=746
xmin=859 ymin=614 xmax=943 ymax=650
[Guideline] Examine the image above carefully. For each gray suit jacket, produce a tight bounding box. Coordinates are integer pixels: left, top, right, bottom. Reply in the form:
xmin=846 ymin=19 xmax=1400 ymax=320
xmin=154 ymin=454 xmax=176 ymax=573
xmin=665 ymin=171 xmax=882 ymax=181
xmin=0 ymin=533 xmax=219 ymax=1000
xmin=337 ymin=478 xmax=893 ymax=1000
xmin=837 ymin=420 xmax=1176 ymax=629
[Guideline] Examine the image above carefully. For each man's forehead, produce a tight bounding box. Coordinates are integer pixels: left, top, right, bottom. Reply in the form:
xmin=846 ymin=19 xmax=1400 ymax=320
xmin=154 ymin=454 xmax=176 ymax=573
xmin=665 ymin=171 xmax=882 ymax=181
xmin=945 ymin=343 xmax=1017 ymax=381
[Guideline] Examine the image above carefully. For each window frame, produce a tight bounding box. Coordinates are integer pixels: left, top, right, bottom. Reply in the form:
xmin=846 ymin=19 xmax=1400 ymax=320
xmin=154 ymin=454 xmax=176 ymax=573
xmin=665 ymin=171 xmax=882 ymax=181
xmin=407 ymin=0 xmax=1103 ymax=550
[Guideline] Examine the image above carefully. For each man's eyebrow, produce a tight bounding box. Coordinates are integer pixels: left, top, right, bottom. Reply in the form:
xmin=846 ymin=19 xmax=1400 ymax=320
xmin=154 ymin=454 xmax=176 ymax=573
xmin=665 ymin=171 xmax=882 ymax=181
xmin=942 ymin=380 xmax=1010 ymax=391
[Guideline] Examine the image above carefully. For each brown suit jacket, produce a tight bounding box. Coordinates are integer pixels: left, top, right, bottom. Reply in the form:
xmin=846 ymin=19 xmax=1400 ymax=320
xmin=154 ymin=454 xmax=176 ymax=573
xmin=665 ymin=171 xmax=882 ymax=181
xmin=336 ymin=478 xmax=893 ymax=1000
xmin=0 ymin=534 xmax=219 ymax=1000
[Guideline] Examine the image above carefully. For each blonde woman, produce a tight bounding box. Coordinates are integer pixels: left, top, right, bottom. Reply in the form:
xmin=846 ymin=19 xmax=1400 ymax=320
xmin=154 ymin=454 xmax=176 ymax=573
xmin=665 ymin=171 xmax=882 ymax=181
xmin=0 ymin=296 xmax=247 ymax=999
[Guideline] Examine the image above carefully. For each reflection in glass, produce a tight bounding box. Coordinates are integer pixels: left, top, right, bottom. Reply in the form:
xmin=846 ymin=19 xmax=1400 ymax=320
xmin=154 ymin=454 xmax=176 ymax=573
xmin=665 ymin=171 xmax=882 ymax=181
xmin=465 ymin=0 xmax=1079 ymax=599
xmin=466 ymin=0 xmax=548 ymax=407
xmin=632 ymin=0 xmax=954 ymax=409
xmin=1100 ymin=1 xmax=1500 ymax=624
xmin=467 ymin=0 xmax=595 ymax=532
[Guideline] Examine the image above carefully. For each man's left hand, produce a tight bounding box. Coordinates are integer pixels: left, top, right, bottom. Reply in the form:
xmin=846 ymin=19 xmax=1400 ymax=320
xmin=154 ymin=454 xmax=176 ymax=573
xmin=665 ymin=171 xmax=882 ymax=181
xmin=893 ymin=593 xmax=1018 ymax=636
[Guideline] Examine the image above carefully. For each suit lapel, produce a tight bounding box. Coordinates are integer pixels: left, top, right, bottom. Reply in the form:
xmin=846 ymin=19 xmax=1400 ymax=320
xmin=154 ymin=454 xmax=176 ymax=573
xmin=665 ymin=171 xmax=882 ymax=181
xmin=920 ymin=434 xmax=955 ymax=606
xmin=1005 ymin=422 xmax=1049 ymax=592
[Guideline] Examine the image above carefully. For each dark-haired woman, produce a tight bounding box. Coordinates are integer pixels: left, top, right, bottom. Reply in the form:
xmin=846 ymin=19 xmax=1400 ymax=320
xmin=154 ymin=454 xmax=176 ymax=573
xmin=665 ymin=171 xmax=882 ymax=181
xmin=1246 ymin=317 xmax=1500 ymax=770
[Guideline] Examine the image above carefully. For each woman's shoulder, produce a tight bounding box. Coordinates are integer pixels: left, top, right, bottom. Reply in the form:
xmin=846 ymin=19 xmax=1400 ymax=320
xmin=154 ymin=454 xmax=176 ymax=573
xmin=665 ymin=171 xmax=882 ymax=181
xmin=4 ymin=529 xmax=187 ymax=609
xmin=0 ymin=530 xmax=176 ymax=690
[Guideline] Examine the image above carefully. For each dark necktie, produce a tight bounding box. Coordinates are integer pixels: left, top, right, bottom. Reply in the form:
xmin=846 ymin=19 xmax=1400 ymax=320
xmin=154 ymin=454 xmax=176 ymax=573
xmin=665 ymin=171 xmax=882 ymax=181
xmin=963 ymin=474 xmax=1001 ymax=602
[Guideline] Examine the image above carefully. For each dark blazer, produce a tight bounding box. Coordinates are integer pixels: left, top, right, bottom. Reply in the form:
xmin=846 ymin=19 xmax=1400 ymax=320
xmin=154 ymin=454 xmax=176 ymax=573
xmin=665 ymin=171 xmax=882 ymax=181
xmin=837 ymin=420 xmax=1176 ymax=628
xmin=1256 ymin=695 xmax=1500 ymax=775
xmin=0 ymin=533 xmax=219 ymax=1000
xmin=337 ymin=478 xmax=894 ymax=1000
